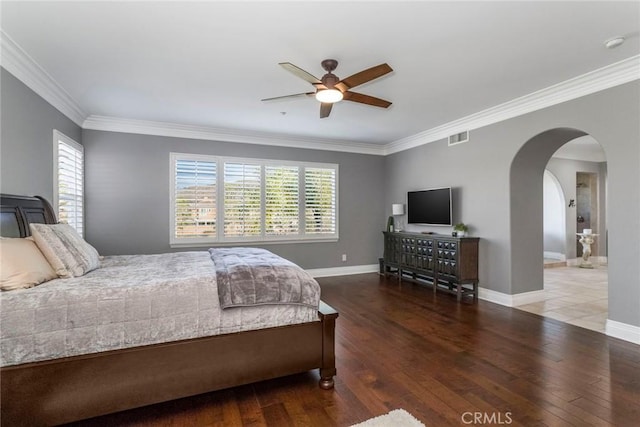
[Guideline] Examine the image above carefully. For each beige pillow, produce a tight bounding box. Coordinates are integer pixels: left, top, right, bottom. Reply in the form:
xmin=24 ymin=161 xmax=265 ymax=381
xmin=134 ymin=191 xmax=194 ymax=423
xmin=29 ymin=223 xmax=101 ymax=278
xmin=0 ymin=238 xmax=57 ymax=291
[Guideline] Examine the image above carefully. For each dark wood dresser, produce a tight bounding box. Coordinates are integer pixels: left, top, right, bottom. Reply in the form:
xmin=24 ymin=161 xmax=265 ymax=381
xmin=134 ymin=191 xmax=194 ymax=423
xmin=382 ymin=231 xmax=479 ymax=301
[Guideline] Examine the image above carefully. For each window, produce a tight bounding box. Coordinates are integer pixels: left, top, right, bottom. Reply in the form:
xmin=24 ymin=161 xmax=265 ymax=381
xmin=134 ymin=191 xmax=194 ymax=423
xmin=224 ymin=162 xmax=261 ymax=238
xmin=305 ymin=167 xmax=336 ymax=235
xmin=174 ymin=156 xmax=217 ymax=240
xmin=170 ymin=153 xmax=338 ymax=246
xmin=265 ymin=165 xmax=299 ymax=236
xmin=53 ymin=130 xmax=84 ymax=236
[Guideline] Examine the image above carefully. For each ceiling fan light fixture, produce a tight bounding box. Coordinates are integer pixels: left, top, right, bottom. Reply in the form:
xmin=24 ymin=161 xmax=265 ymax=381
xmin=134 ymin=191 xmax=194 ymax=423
xmin=315 ymin=89 xmax=343 ymax=103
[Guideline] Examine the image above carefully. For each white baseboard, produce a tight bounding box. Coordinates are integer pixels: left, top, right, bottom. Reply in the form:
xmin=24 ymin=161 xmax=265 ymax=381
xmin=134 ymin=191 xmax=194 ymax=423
xmin=605 ymin=319 xmax=640 ymax=345
xmin=478 ymin=287 xmax=547 ymax=307
xmin=307 ymin=264 xmax=379 ymax=278
xmin=567 ymin=256 xmax=608 ymax=266
xmin=544 ymin=251 xmax=566 ymax=261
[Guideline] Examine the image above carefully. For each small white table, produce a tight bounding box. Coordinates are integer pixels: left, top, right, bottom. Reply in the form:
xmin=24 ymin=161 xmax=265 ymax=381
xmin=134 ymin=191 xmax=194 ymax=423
xmin=576 ymin=233 xmax=598 ymax=268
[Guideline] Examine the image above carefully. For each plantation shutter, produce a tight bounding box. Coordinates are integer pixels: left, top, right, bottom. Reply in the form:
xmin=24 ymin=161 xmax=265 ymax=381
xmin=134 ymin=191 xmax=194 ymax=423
xmin=56 ymin=138 xmax=84 ymax=237
xmin=174 ymin=159 xmax=217 ymax=238
xmin=304 ymin=167 xmax=336 ymax=235
xmin=224 ymin=162 xmax=262 ymax=237
xmin=265 ymin=165 xmax=299 ymax=235
xmin=171 ymin=153 xmax=337 ymax=245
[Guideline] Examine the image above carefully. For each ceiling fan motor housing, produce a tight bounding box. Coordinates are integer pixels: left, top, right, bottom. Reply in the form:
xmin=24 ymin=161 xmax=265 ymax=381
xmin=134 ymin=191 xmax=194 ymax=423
xmin=320 ymin=59 xmax=340 ymax=89
xmin=322 ymin=73 xmax=340 ymax=89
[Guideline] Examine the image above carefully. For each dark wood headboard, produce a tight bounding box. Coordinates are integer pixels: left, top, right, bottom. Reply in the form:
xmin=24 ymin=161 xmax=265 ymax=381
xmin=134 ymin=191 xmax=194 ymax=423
xmin=0 ymin=194 xmax=57 ymax=238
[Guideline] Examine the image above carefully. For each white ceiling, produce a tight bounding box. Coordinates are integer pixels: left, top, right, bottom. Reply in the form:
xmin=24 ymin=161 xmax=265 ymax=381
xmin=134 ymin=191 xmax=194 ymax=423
xmin=552 ymin=136 xmax=606 ymax=163
xmin=1 ymin=1 xmax=639 ymax=148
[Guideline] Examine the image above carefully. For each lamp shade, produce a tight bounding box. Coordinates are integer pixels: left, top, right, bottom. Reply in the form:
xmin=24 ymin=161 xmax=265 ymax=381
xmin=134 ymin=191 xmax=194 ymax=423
xmin=392 ymin=204 xmax=404 ymax=215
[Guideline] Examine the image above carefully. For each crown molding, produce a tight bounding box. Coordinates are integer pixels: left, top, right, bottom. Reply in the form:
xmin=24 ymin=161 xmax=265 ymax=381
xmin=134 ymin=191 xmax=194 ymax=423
xmin=0 ymin=30 xmax=86 ymax=126
xmin=83 ymin=115 xmax=387 ymax=155
xmin=384 ymin=55 xmax=640 ymax=155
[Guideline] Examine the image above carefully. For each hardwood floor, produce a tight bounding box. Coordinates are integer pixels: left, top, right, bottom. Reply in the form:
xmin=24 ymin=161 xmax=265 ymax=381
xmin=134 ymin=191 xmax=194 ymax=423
xmin=70 ymin=273 xmax=640 ymax=427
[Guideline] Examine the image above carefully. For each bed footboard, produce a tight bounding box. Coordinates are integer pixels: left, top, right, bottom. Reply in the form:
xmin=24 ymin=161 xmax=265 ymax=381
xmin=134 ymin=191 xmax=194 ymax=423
xmin=0 ymin=302 xmax=338 ymax=426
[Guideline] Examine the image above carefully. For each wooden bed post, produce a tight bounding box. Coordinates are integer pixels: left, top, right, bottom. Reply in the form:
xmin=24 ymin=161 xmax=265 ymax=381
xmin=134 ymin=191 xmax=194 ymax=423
xmin=318 ymin=301 xmax=338 ymax=389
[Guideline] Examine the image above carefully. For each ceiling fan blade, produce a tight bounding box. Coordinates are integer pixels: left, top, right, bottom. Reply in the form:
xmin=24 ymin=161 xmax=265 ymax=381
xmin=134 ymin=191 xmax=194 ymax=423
xmin=320 ymin=103 xmax=333 ymax=118
xmin=279 ymin=62 xmax=322 ymax=84
xmin=261 ymin=92 xmax=315 ymax=102
xmin=343 ymin=91 xmax=392 ymax=108
xmin=335 ymin=63 xmax=393 ymax=92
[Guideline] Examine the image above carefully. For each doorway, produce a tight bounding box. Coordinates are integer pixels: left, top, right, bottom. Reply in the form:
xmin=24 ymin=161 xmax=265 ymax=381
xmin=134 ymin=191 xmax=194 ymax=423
xmin=512 ymin=131 xmax=609 ymax=333
xmin=576 ymin=172 xmax=598 ymax=257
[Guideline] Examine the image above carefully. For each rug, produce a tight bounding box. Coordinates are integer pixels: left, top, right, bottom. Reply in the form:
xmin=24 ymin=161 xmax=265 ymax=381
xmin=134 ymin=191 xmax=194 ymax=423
xmin=351 ymin=409 xmax=425 ymax=427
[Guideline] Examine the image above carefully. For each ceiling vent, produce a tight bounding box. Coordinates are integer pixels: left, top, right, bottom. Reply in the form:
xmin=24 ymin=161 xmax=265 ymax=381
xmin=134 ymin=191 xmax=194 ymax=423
xmin=448 ymin=130 xmax=469 ymax=146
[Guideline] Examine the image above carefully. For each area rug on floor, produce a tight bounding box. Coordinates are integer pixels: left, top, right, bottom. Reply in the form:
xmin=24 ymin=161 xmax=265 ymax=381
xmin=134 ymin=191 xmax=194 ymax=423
xmin=351 ymin=409 xmax=425 ymax=427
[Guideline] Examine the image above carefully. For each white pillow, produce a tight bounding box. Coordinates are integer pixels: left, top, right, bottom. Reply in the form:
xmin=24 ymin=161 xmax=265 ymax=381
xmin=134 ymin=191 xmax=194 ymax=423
xmin=0 ymin=237 xmax=57 ymax=291
xmin=29 ymin=223 xmax=101 ymax=278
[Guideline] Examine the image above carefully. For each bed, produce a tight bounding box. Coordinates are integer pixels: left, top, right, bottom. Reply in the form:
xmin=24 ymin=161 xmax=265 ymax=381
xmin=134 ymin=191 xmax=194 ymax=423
xmin=0 ymin=194 xmax=338 ymax=426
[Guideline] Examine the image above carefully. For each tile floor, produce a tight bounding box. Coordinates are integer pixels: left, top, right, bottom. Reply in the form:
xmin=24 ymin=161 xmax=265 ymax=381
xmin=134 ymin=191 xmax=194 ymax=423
xmin=516 ymin=264 xmax=608 ymax=333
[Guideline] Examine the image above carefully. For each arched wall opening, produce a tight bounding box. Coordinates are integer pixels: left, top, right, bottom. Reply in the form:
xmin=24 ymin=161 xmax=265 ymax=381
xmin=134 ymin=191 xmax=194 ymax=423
xmin=509 ymin=128 xmax=588 ymax=295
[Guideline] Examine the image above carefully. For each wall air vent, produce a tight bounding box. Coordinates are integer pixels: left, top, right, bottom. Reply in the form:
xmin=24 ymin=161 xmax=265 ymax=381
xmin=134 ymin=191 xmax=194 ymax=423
xmin=448 ymin=130 xmax=469 ymax=146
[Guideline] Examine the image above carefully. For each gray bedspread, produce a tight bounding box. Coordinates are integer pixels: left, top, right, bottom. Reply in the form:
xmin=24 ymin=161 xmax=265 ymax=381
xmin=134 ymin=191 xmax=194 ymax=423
xmin=209 ymin=247 xmax=321 ymax=309
xmin=1 ymin=252 xmax=319 ymax=367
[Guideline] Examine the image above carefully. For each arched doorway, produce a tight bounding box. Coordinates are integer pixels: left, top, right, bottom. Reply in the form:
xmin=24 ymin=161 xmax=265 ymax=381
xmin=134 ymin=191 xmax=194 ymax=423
xmin=518 ymin=135 xmax=609 ymax=330
xmin=509 ymin=128 xmax=588 ymax=295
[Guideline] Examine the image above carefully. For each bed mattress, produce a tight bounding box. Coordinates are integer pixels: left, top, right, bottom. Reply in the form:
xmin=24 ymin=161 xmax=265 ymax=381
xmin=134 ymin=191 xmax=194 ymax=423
xmin=0 ymin=251 xmax=319 ymax=367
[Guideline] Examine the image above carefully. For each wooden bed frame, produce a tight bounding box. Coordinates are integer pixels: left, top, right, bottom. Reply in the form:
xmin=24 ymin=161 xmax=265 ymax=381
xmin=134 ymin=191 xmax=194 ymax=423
xmin=0 ymin=194 xmax=338 ymax=426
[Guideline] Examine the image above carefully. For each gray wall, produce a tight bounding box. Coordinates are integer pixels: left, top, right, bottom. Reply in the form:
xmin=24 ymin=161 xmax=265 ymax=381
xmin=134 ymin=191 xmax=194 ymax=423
xmin=0 ymin=68 xmax=82 ymax=201
xmin=3 ymin=61 xmax=638 ymax=328
xmin=546 ymin=157 xmax=607 ymax=259
xmin=384 ymin=135 xmax=514 ymax=294
xmin=384 ymin=81 xmax=640 ymax=328
xmin=82 ymin=130 xmax=385 ymax=269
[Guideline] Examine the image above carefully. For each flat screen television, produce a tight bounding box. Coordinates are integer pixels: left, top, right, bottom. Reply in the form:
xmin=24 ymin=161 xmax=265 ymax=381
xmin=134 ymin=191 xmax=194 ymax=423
xmin=407 ymin=187 xmax=452 ymax=226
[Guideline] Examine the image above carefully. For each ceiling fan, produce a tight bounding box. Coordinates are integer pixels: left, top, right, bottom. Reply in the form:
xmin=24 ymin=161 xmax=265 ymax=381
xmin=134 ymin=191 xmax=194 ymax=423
xmin=261 ymin=59 xmax=393 ymax=118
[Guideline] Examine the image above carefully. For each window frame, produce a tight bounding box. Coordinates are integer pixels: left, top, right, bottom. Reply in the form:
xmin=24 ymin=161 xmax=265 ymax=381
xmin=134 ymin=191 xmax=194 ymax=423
xmin=171 ymin=153 xmax=219 ymax=246
xmin=53 ymin=130 xmax=84 ymax=237
xmin=170 ymin=153 xmax=339 ymax=247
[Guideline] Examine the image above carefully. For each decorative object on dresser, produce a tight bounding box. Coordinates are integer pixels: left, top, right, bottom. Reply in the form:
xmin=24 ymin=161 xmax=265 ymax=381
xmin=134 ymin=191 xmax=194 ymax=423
xmin=386 ymin=215 xmax=395 ymax=232
xmin=453 ymin=222 xmax=469 ymax=237
xmin=382 ymin=231 xmax=479 ymax=301
xmin=392 ymin=203 xmax=405 ymax=231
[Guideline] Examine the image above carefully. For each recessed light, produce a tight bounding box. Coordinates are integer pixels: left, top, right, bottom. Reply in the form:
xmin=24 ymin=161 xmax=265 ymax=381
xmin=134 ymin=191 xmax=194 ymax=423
xmin=604 ymin=37 xmax=625 ymax=49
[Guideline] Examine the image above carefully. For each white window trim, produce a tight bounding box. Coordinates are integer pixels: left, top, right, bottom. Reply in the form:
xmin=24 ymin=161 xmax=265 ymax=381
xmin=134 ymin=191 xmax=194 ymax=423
xmin=170 ymin=153 xmax=339 ymax=247
xmin=53 ymin=130 xmax=84 ymax=235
